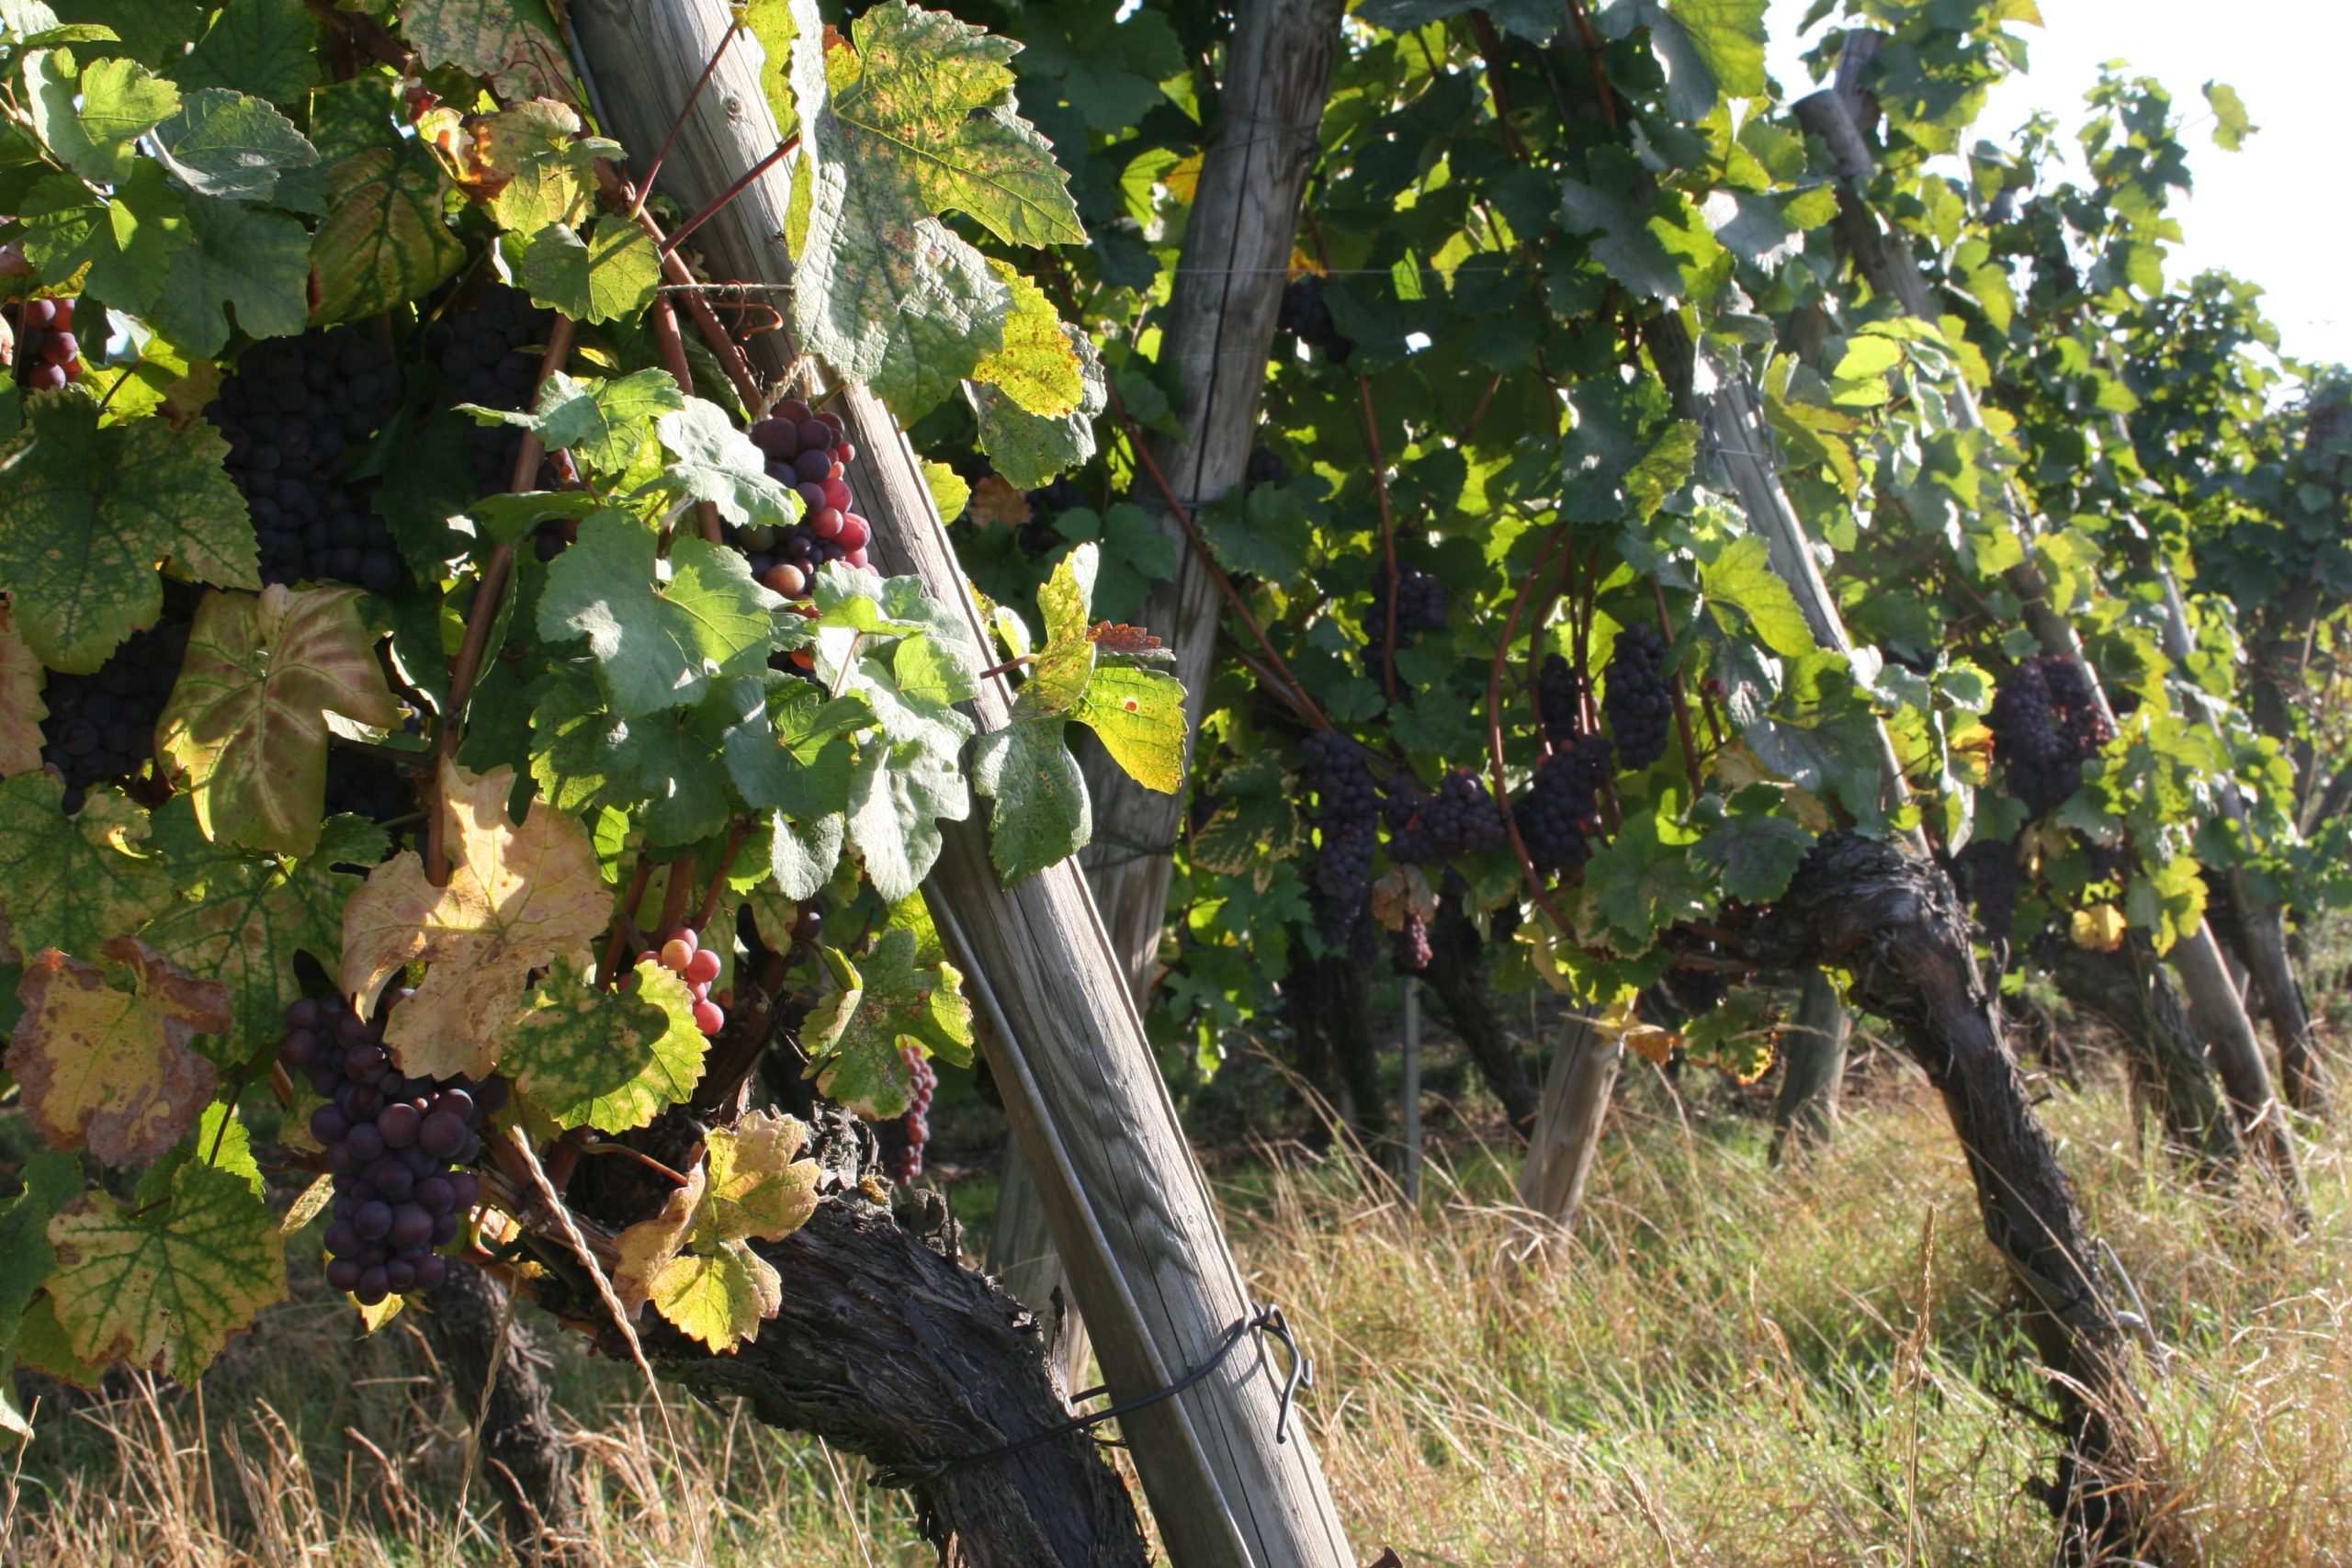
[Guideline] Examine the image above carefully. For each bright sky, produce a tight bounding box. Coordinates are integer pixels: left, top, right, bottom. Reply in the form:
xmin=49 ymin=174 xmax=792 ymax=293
xmin=1762 ymin=0 xmax=2352 ymax=369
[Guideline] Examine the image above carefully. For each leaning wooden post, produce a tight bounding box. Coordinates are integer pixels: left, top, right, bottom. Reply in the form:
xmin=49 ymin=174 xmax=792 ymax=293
xmin=1399 ymin=977 xmax=1423 ymax=1206
xmin=566 ymin=5 xmax=1357 ymax=1562
xmin=1514 ymin=1012 xmax=1618 ymax=1263
xmin=1771 ymin=971 xmax=1852 ymax=1156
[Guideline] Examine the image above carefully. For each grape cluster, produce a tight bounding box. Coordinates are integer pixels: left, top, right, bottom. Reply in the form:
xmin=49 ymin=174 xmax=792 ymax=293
xmin=875 ymin=1043 xmax=937 ymax=1183
xmin=280 ymin=994 xmax=495 ymax=1308
xmin=638 ymin=924 xmax=728 ymax=1037
xmin=720 ymin=399 xmax=874 ymax=601
xmin=39 ymin=622 xmax=188 ymax=805
xmin=430 ymin=286 xmax=554 ymax=493
xmin=1952 ymin=835 xmax=2023 ymax=961
xmin=1246 ymin=446 xmax=1289 ymax=491
xmin=1602 ymin=623 xmax=1674 ymax=773
xmin=1985 ymin=655 xmax=2114 ymax=815
xmin=1517 ymin=729 xmax=1614 ymax=875
xmin=1391 ymin=908 xmax=1432 ymax=974
xmin=1386 ymin=767 xmax=1509 ymax=863
xmin=1276 ymin=276 xmax=1354 ymax=362
xmin=1302 ymin=728 xmax=1379 ymax=943
xmin=207 ymin=330 xmax=405 ymax=592
xmin=1370 ymin=565 xmax=1447 ymax=639
xmin=325 ymin=746 xmax=416 ymax=835
xmin=1537 ymin=653 xmax=1584 ymax=745
xmin=15 ymin=296 xmax=82 ymax=389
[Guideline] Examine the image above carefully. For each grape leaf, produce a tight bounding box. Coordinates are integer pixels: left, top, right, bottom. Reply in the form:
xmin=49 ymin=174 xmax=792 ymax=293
xmin=173 ymin=0 xmax=320 ymax=105
xmin=1356 ymin=0 xmax=1560 ymax=41
xmin=970 ymin=721 xmax=1089 ymax=885
xmin=1694 ymin=801 xmax=1813 ymax=906
xmin=636 ymin=400 xmax=803 ymax=532
xmin=311 ymin=142 xmax=468 ymax=322
xmin=41 ymin=2 xmax=208 ymax=65
xmin=472 ymin=99 xmax=616 ymax=234
xmin=399 ymin=0 xmax=574 ymax=103
xmin=684 ymin=1110 xmax=821 ymax=1247
xmin=139 ymin=798 xmax=363 ymax=1056
xmin=5 ymin=939 xmax=229 ymax=1167
xmin=724 ymin=680 xmax=871 ymax=821
xmin=517 ymin=217 xmax=662 ymax=325
xmin=646 ymin=1240 xmax=780 ymax=1352
xmin=462 ymin=368 xmax=684 ymax=477
xmin=1577 ymin=810 xmax=1714 ymax=954
xmin=340 ymin=760 xmax=608 ymax=1080
xmin=157 ymin=585 xmax=403 ymax=858
xmin=969 ymin=324 xmax=1105 ymax=488
xmin=1595 ymin=0 xmax=1767 ymax=122
xmin=1024 ymin=543 xmax=1098 ymax=716
xmin=0 ymin=608 xmax=47 ymax=776
xmin=612 ymin=1161 xmax=704 ymax=1314
xmin=1074 ymin=663 xmax=1187 ymax=794
xmin=560 ymin=963 xmax=707 ymax=1133
xmin=617 ymin=1111 xmax=817 ymax=1350
xmin=971 ymin=259 xmax=1082 ymax=417
xmin=151 ymin=89 xmax=322 ymax=207
xmin=0 ymin=775 xmax=175 ymax=958
xmin=1050 ymin=503 xmax=1178 ymax=626
xmin=537 ymin=512 xmax=785 ymax=719
xmin=0 ymin=1148 xmax=79 ymax=1439
xmin=27 ymin=49 xmax=180 ymax=185
xmin=144 ymin=193 xmax=314 ymax=357
xmin=767 ymin=811 xmax=845 ymax=901
xmin=497 ymin=960 xmax=695 ymax=1133
xmin=1703 ymin=536 xmax=1818 ymax=659
xmin=801 ymin=929 xmax=972 ymax=1115
xmin=43 ymin=1154 xmax=285 ymax=1377
xmin=842 ymin=737 xmax=968 ymax=903
xmin=0 ymin=396 xmax=258 ymax=672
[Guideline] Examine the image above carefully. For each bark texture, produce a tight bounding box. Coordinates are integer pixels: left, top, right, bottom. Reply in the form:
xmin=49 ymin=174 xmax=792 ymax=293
xmin=421 ymin=1263 xmax=579 ymax=1562
xmin=1421 ymin=902 xmax=1540 ymax=1135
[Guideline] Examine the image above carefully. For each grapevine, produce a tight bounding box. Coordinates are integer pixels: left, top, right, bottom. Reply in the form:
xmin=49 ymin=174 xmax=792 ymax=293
xmin=1986 ymin=655 xmax=2116 ymax=816
xmin=1600 ymin=623 xmax=1674 ymax=773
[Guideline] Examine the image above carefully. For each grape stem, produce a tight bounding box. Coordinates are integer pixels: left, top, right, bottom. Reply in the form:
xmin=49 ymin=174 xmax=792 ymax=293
xmin=576 ymin=1141 xmax=694 ymax=1187
xmin=647 ymin=295 xmax=726 ymax=544
xmin=629 ymin=18 xmax=745 ymax=220
xmin=1487 ymin=523 xmax=1577 ymax=935
xmin=428 ymin=312 xmax=579 ymax=886
xmin=599 ymin=858 xmax=657 ymax=988
xmin=695 ymin=819 xmax=753 ymax=931
xmin=656 ymin=851 xmax=696 ymax=937
xmin=1651 ymin=576 xmax=1707 ymax=799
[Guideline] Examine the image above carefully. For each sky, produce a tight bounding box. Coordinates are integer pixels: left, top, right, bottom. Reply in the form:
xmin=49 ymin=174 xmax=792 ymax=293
xmin=1761 ymin=0 xmax=2352 ymax=368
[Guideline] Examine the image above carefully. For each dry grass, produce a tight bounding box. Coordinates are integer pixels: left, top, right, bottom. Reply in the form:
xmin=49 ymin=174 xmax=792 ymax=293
xmin=7 ymin=1062 xmax=2352 ymax=1567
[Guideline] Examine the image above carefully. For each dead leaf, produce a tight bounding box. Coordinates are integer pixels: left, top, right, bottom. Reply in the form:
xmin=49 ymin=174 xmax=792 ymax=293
xmin=966 ymin=475 xmax=1032 ymax=529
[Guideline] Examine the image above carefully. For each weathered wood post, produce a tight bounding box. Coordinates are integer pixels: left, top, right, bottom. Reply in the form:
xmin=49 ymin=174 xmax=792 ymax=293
xmin=566 ymin=5 xmax=1359 ymax=1562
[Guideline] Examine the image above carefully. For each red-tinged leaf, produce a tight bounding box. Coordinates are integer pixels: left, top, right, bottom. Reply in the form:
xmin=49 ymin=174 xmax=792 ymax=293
xmin=1089 ymin=621 xmax=1174 ymax=661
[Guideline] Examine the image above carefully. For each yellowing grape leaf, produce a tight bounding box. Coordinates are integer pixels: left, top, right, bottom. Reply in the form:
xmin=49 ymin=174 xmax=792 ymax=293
xmin=0 ymin=776 xmax=175 ymax=959
xmin=1073 ymin=663 xmax=1186 ymax=794
xmin=157 ymin=586 xmax=402 ymax=858
xmin=620 ymin=1111 xmax=816 ymax=1351
xmin=340 ymin=760 xmax=606 ymax=1079
xmin=498 ymin=959 xmax=705 ymax=1133
xmin=690 ymin=1111 xmax=820 ymax=1248
xmin=612 ymin=1162 xmax=705 ymax=1314
xmin=44 ymin=1154 xmax=286 ymax=1377
xmin=0 ymin=608 xmax=46 ymax=777
xmin=560 ymin=963 xmax=707 ymax=1133
xmin=5 ymin=939 xmax=230 ymax=1167
xmin=970 ymin=259 xmax=1081 ymax=418
xmin=400 ymin=0 xmax=575 ymax=104
xmin=801 ymin=929 xmax=972 ymax=1115
xmin=2071 ymin=903 xmax=2128 ymax=953
xmin=645 ymin=1240 xmax=779 ymax=1351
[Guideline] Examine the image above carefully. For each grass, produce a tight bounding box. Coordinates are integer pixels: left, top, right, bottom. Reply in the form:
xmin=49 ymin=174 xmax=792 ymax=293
xmin=6 ymin=1049 xmax=2351 ymax=1567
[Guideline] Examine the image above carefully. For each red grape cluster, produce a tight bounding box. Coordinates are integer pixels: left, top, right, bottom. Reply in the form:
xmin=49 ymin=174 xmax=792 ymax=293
xmin=734 ymin=399 xmax=874 ymax=600
xmin=639 ymin=925 xmax=727 ymax=1036
xmin=1391 ymin=908 xmax=1433 ymax=974
xmin=39 ymin=622 xmax=188 ymax=807
xmin=430 ymin=285 xmax=555 ymax=495
xmin=279 ymin=993 xmax=494 ymax=1308
xmin=15 ymin=296 xmax=82 ymax=389
xmin=1602 ymin=623 xmax=1674 ymax=773
xmin=876 ymin=1042 xmax=937 ymax=1183
xmin=1985 ymin=655 xmax=2113 ymax=815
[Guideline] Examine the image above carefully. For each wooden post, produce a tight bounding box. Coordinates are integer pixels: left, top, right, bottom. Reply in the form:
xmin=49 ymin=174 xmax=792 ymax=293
xmin=564 ymin=6 xmax=1357 ymax=1562
xmin=1771 ymin=970 xmax=1850 ymax=1157
xmin=1514 ymin=1012 xmax=1620 ymax=1262
xmin=1399 ymin=977 xmax=1422 ymax=1206
xmin=990 ymin=1151 xmax=1091 ymax=1397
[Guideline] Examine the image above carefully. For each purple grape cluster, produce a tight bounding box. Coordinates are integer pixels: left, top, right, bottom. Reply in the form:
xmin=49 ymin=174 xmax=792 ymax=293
xmin=1276 ymin=276 xmax=1354 ymax=362
xmin=1370 ymin=565 xmax=1447 ymax=638
xmin=278 ymin=994 xmax=497 ymax=1307
xmin=1602 ymin=623 xmax=1674 ymax=773
xmin=39 ymin=623 xmax=188 ymax=806
xmin=14 ymin=296 xmax=82 ymax=389
xmin=1986 ymin=656 xmax=2113 ymax=815
xmin=430 ymin=286 xmax=553 ymax=494
xmin=1386 ymin=768 xmax=1509 ymax=863
xmin=1952 ymin=835 xmax=2023 ymax=963
xmin=874 ymin=1042 xmax=937 ymax=1183
xmin=1518 ymin=729 xmax=1614 ymax=875
xmin=1538 ymin=653 xmax=1584 ymax=745
xmin=206 ymin=330 xmax=405 ymax=592
xmin=1391 ymin=908 xmax=1432 ymax=974
xmin=733 ymin=399 xmax=874 ymax=600
xmin=1302 ymin=728 xmax=1379 ymax=943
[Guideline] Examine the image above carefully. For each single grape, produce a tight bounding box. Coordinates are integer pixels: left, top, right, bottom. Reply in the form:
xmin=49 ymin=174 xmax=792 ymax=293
xmin=378 ymin=1102 xmax=421 ymax=1148
xmin=684 ymin=948 xmax=722 ymax=985
xmin=661 ymin=936 xmax=695 ymax=972
xmin=355 ymin=1201 xmax=392 ymax=1241
xmin=692 ymin=999 xmax=725 ymax=1036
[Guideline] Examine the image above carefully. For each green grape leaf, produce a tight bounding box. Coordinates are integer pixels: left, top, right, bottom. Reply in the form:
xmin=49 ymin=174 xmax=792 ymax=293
xmin=537 ymin=513 xmax=785 ymax=718
xmin=144 ymin=192 xmax=313 ymax=357
xmin=475 ymin=99 xmax=615 ymax=234
xmin=922 ymin=459 xmax=970 ymax=525
xmin=738 ymin=0 xmax=816 ymax=141
xmin=636 ymin=400 xmax=802 ymax=532
xmin=1703 ymin=536 xmax=1818 ymax=659
xmin=842 ymin=739 xmax=968 ymax=903
xmin=1048 ymin=502 xmax=1177 ymax=625
xmin=1357 ymin=0 xmax=1559 ymax=42
xmin=1194 ymin=479 xmax=1314 ymax=587
xmin=526 ymin=669 xmax=633 ymax=818
xmin=0 ymin=607 xmax=47 ymax=777
xmin=969 ymin=324 xmax=1104 ymax=488
xmin=971 ymin=719 xmax=1088 ymax=885
xmin=4 ymin=939 xmax=229 ymax=1167
xmin=501 ymin=960 xmax=675 ymax=1132
xmin=1596 ymin=0 xmax=1768 ymax=122
xmin=1073 ymin=663 xmax=1186 ymax=794
xmin=157 ymin=586 xmax=402 ymax=858
xmin=1577 ymin=810 xmax=1713 ymax=954
xmin=0 ymin=1148 xmax=80 ymax=1439
xmin=565 ymin=963 xmax=707 ymax=1132
xmin=1007 ymin=0 xmax=1183 ymax=130
xmin=27 ymin=48 xmax=179 ymax=185
xmin=340 ymin=761 xmax=608 ymax=1081
xmin=172 ymin=0 xmax=320 ymax=104
xmin=463 ymin=367 xmax=684 ymax=477
xmin=1023 ymin=542 xmax=1098 ymax=716
xmin=151 ymin=88 xmax=322 ymax=207
xmin=311 ymin=141 xmax=468 ymax=322
xmin=190 ymin=1100 xmax=264 ymax=1198
xmin=43 ymin=2 xmax=207 ymax=64
xmin=801 ymin=929 xmax=973 ymax=1115
xmin=139 ymin=799 xmax=363 ymax=1056
xmin=645 ymin=1239 xmax=779 ymax=1351
xmin=0 ymin=397 xmax=257 ymax=672
xmin=1559 ymin=155 xmax=1727 ymax=305
xmin=1694 ymin=799 xmax=1814 ymax=906
xmin=399 ymin=0 xmax=574 ymax=103
xmin=43 ymin=1154 xmax=285 ymax=1377
xmin=767 ymin=811 xmax=845 ymax=901
xmin=971 ymin=259 xmax=1082 ymax=417
xmin=2203 ymin=81 xmax=2254 ymax=152
xmin=0 ymin=776 xmax=175 ymax=958
xmin=724 ymin=680 xmax=870 ymax=820
xmin=517 ymin=216 xmax=662 ymax=325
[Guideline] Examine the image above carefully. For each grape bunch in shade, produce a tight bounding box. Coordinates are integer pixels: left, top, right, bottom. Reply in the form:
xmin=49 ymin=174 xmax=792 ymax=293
xmin=39 ymin=622 xmax=188 ymax=807
xmin=1369 ymin=565 xmax=1447 ymax=638
xmin=1537 ymin=653 xmax=1584 ymax=746
xmin=430 ymin=285 xmax=555 ymax=494
xmin=1276 ymin=276 xmax=1354 ymax=363
xmin=1385 ymin=767 xmax=1508 ymax=863
xmin=14 ymin=296 xmax=82 ymax=390
xmin=1952 ymin=834 xmax=2024 ymax=965
xmin=205 ymin=329 xmax=405 ymax=592
xmin=325 ymin=746 xmax=416 ymax=842
xmin=1518 ymin=728 xmax=1613 ymax=876
xmin=874 ymin=1043 xmax=937 ymax=1183
xmin=730 ymin=399 xmax=874 ymax=600
xmin=641 ymin=925 xmax=728 ymax=1036
xmin=1302 ymin=728 xmax=1379 ymax=944
xmin=1602 ymin=622 xmax=1674 ymax=773
xmin=1985 ymin=655 xmax=2115 ymax=816
xmin=1391 ymin=908 xmax=1433 ymax=974
xmin=279 ymin=993 xmax=497 ymax=1308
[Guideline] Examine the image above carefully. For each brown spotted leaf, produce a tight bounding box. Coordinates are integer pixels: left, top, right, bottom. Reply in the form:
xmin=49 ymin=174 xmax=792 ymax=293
xmin=1089 ymin=621 xmax=1173 ymax=661
xmin=399 ymin=0 xmax=576 ymax=104
xmin=4 ymin=939 xmax=231 ymax=1166
xmin=966 ymin=474 xmax=1031 ymax=528
xmin=612 ymin=1162 xmax=704 ymax=1314
xmin=340 ymin=760 xmax=607 ymax=1080
xmin=0 ymin=607 xmax=46 ymax=776
xmin=156 ymin=585 xmax=402 ymax=858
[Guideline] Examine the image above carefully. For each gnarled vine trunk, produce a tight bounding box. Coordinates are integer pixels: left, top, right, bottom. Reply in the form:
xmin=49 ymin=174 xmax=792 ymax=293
xmin=421 ymin=1262 xmax=580 ymax=1562
xmin=1422 ymin=902 xmax=1539 ymax=1135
